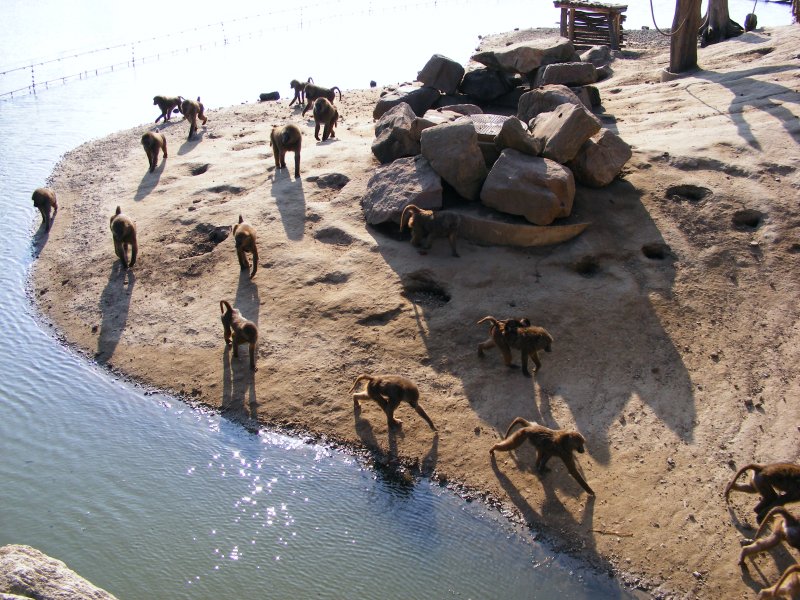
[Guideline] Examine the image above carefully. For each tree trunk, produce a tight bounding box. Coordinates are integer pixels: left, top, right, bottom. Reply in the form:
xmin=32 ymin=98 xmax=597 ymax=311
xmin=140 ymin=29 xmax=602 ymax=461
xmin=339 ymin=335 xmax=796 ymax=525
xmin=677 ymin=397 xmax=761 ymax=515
xmin=669 ymin=0 xmax=703 ymax=73
xmin=700 ymin=0 xmax=744 ymax=46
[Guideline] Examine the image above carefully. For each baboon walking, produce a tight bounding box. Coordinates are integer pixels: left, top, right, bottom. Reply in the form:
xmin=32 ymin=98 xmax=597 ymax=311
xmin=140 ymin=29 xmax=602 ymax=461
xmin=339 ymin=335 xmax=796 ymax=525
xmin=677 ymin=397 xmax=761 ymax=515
xmin=233 ymin=215 xmax=258 ymax=279
xmin=181 ymin=96 xmax=207 ymax=140
xmin=220 ymin=300 xmax=258 ymax=371
xmin=349 ymin=374 xmax=436 ymax=431
xmin=109 ymin=206 xmax=137 ymax=269
xmin=725 ymin=463 xmax=800 ymax=523
xmin=141 ymin=131 xmax=167 ymax=173
xmin=312 ymin=97 xmax=338 ymax=141
xmin=476 ymin=316 xmax=553 ymax=377
xmin=270 ymin=124 xmax=302 ymax=178
xmin=400 ymin=204 xmax=460 ymax=257
xmin=152 ymin=95 xmax=183 ymax=123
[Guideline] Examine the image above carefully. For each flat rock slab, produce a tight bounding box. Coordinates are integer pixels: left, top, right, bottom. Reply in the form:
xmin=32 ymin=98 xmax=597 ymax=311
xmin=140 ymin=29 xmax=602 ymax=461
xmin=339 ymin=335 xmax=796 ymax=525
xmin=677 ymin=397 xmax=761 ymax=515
xmin=451 ymin=205 xmax=588 ymax=247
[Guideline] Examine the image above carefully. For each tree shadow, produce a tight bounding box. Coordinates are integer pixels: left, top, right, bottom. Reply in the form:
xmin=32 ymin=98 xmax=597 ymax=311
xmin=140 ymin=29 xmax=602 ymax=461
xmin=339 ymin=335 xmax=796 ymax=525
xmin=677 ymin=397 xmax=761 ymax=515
xmin=96 ymin=263 xmax=135 ymax=364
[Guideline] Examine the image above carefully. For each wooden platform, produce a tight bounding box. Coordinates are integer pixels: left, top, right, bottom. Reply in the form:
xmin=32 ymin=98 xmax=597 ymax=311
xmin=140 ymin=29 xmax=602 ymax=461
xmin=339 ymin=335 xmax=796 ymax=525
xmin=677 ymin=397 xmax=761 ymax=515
xmin=553 ymin=1 xmax=627 ymax=50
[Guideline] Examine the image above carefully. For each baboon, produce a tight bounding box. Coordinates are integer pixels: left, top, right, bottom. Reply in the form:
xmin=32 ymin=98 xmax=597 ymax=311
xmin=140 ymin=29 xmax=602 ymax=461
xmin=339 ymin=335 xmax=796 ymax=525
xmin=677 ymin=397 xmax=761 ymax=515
xmin=289 ymin=77 xmax=313 ymax=106
xmin=220 ymin=300 xmax=258 ymax=371
xmin=31 ymin=187 xmax=58 ymax=232
xmin=270 ymin=124 xmax=302 ymax=178
xmin=476 ymin=316 xmax=531 ymax=362
xmin=490 ymin=417 xmax=595 ymax=495
xmin=349 ymin=374 xmax=436 ymax=431
xmin=152 ymin=95 xmax=183 ymax=123
xmin=233 ymin=215 xmax=258 ymax=279
xmin=109 ymin=206 xmax=137 ymax=268
xmin=758 ymin=564 xmax=800 ymax=600
xmin=141 ymin=131 xmax=167 ymax=173
xmin=181 ymin=96 xmax=207 ymax=141
xmin=740 ymin=507 xmax=800 ymax=566
xmin=399 ymin=204 xmax=461 ymax=257
xmin=301 ymin=83 xmax=342 ymax=116
xmin=725 ymin=463 xmax=800 ymax=523
xmin=476 ymin=316 xmax=553 ymax=377
xmin=312 ymin=97 xmax=338 ymax=141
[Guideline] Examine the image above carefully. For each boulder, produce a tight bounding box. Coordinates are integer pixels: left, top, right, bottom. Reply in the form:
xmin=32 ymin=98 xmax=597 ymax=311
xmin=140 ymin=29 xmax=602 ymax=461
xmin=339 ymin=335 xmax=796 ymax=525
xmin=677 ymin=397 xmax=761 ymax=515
xmin=471 ymin=37 xmax=576 ymax=74
xmin=360 ymin=155 xmax=442 ymax=225
xmin=534 ymin=62 xmax=598 ymax=87
xmin=517 ymin=85 xmax=584 ymax=122
xmin=567 ymin=128 xmax=632 ymax=187
xmin=421 ymin=109 xmax=464 ymax=126
xmin=372 ymin=103 xmax=424 ymax=164
xmin=569 ymin=85 xmax=602 ymax=109
xmin=459 ymin=68 xmax=515 ymax=103
xmin=0 ymin=545 xmax=118 ymax=600
xmin=529 ymin=103 xmax=602 ymax=164
xmin=494 ymin=116 xmax=543 ymax=156
xmin=433 ymin=94 xmax=475 ymax=109
xmin=258 ymin=91 xmax=280 ymax=102
xmin=432 ymin=103 xmax=483 ymax=116
xmin=580 ymin=45 xmax=613 ymax=67
xmin=417 ymin=54 xmax=465 ymax=95
xmin=420 ymin=119 xmax=488 ymax=201
xmin=481 ymin=149 xmax=575 ymax=226
xmin=373 ymin=84 xmax=441 ymax=119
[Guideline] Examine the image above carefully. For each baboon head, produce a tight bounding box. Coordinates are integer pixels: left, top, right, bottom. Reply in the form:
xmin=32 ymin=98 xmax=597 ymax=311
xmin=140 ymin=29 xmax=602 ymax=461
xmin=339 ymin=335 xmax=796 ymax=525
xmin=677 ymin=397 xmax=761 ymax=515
xmin=565 ymin=431 xmax=586 ymax=453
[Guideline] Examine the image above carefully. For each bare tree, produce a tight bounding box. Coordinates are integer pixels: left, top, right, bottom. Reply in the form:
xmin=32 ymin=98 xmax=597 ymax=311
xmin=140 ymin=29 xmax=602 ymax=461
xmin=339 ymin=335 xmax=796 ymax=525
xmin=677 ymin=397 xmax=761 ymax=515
xmin=669 ymin=0 xmax=703 ymax=74
xmin=700 ymin=0 xmax=745 ymax=45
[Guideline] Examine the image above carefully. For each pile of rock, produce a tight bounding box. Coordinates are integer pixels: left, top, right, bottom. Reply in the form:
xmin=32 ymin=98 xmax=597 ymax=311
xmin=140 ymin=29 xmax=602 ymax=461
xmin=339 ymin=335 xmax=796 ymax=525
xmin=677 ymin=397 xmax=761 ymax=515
xmin=362 ymin=36 xmax=631 ymax=242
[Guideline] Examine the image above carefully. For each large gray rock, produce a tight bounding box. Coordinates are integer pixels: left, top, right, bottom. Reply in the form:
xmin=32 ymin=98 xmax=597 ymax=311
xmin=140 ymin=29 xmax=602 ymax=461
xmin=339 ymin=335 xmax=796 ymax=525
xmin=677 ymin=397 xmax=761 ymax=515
xmin=420 ymin=119 xmax=488 ymax=201
xmin=481 ymin=149 xmax=575 ymax=226
xmin=459 ymin=68 xmax=515 ymax=103
xmin=534 ymin=62 xmax=598 ymax=87
xmin=471 ymin=37 xmax=576 ymax=74
xmin=529 ymin=103 xmax=602 ymax=164
xmin=0 ymin=545 xmax=118 ymax=600
xmin=360 ymin=155 xmax=442 ymax=225
xmin=373 ymin=84 xmax=441 ymax=119
xmin=372 ymin=103 xmax=424 ymax=164
xmin=417 ymin=54 xmax=465 ymax=95
xmin=580 ymin=45 xmax=613 ymax=67
xmin=517 ymin=85 xmax=584 ymax=122
xmin=494 ymin=116 xmax=543 ymax=156
xmin=567 ymin=128 xmax=632 ymax=187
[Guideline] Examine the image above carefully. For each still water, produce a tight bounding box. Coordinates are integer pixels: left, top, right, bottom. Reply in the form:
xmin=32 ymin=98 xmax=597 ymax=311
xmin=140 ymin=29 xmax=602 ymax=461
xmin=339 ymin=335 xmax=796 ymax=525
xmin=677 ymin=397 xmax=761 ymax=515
xmin=0 ymin=1 xmax=791 ymax=598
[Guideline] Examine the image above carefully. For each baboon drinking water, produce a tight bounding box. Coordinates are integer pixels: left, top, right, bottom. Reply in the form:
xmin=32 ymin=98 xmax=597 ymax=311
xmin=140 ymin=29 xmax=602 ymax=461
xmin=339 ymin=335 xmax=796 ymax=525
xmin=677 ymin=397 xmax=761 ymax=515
xmin=399 ymin=204 xmax=461 ymax=257
xmin=109 ymin=206 xmax=137 ymax=269
xmin=31 ymin=187 xmax=58 ymax=232
xmin=141 ymin=131 xmax=167 ymax=173
xmin=233 ymin=215 xmax=258 ymax=279
xmin=152 ymin=95 xmax=183 ymax=123
xmin=349 ymin=374 xmax=436 ymax=431
xmin=270 ymin=124 xmax=302 ymax=178
xmin=220 ymin=300 xmax=258 ymax=371
xmin=312 ymin=97 xmax=338 ymax=141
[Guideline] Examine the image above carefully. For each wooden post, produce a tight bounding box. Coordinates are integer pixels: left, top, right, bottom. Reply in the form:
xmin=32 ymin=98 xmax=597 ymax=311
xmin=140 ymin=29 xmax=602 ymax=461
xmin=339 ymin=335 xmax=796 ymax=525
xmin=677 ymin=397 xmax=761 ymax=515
xmin=560 ymin=7 xmax=568 ymax=36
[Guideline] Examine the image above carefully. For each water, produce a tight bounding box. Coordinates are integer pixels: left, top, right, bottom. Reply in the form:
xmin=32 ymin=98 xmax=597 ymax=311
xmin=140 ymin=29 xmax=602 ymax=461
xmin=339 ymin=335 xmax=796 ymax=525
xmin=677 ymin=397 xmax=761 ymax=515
xmin=0 ymin=0 xmax=792 ymax=598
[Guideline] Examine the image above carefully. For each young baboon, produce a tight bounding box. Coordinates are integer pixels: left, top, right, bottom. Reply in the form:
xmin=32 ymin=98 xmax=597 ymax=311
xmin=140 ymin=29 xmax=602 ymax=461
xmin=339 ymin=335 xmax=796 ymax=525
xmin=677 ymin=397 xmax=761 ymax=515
xmin=270 ymin=124 xmax=302 ymax=178
xmin=490 ymin=417 xmax=595 ymax=495
xmin=758 ymin=563 xmax=800 ymax=600
xmin=349 ymin=374 xmax=436 ymax=431
xmin=109 ymin=206 xmax=138 ymax=269
xmin=312 ymin=97 xmax=338 ymax=142
xmin=232 ymin=215 xmax=258 ymax=279
xmin=739 ymin=507 xmax=800 ymax=566
xmin=289 ymin=77 xmax=313 ymax=106
xmin=399 ymin=204 xmax=461 ymax=257
xmin=181 ymin=96 xmax=207 ymax=141
xmin=725 ymin=463 xmax=800 ymax=523
xmin=301 ymin=83 xmax=342 ymax=116
xmin=141 ymin=131 xmax=167 ymax=173
xmin=31 ymin=187 xmax=58 ymax=233
xmin=220 ymin=300 xmax=258 ymax=371
xmin=152 ymin=95 xmax=183 ymax=123
xmin=476 ymin=316 xmax=532 ymax=362
xmin=476 ymin=316 xmax=553 ymax=377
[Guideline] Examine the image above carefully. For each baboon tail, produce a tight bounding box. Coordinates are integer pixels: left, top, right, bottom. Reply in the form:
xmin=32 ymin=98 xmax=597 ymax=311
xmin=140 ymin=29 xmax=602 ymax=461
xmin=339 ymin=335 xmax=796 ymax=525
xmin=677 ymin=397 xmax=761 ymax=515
xmin=348 ymin=374 xmax=370 ymax=394
xmin=504 ymin=416 xmax=535 ymax=439
xmin=333 ymin=86 xmax=342 ymax=100
xmin=755 ymin=506 xmax=792 ymax=539
xmin=400 ymin=204 xmax=419 ymax=232
xmin=724 ymin=464 xmax=762 ymax=501
xmin=220 ymin=300 xmax=231 ymax=314
xmin=476 ymin=316 xmax=499 ymax=327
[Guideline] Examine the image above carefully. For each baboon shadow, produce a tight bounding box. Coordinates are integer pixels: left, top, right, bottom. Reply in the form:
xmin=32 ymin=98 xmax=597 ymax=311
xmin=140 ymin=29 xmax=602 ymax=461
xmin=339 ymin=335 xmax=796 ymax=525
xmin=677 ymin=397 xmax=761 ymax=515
xmin=234 ymin=268 xmax=260 ymax=326
xmin=270 ymin=171 xmax=306 ymax=241
xmin=134 ymin=160 xmax=166 ymax=201
xmin=177 ymin=131 xmax=206 ymax=156
xmin=221 ymin=346 xmax=258 ymax=427
xmin=31 ymin=221 xmax=53 ymax=256
xmin=96 ymin=263 xmax=135 ymax=364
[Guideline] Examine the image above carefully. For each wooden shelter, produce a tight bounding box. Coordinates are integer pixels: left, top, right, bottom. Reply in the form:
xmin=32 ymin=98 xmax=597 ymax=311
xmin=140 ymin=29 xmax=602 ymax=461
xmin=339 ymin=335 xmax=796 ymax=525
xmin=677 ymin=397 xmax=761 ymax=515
xmin=553 ymin=1 xmax=628 ymax=50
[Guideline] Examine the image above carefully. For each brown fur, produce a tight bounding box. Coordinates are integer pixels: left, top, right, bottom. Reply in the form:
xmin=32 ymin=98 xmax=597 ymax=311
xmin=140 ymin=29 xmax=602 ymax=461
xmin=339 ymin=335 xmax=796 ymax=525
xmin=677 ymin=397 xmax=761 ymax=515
xmin=302 ymin=83 xmax=342 ymax=116
xmin=233 ymin=215 xmax=258 ymax=279
xmin=476 ymin=316 xmax=532 ymax=362
xmin=289 ymin=77 xmax=313 ymax=106
xmin=152 ymin=95 xmax=183 ymax=123
xmin=141 ymin=131 xmax=167 ymax=173
xmin=740 ymin=507 xmax=800 ymax=566
xmin=109 ymin=206 xmax=137 ymax=269
xmin=349 ymin=374 xmax=436 ymax=431
xmin=758 ymin=564 xmax=800 ymax=600
xmin=476 ymin=316 xmax=552 ymax=376
xmin=181 ymin=96 xmax=207 ymax=140
xmin=270 ymin=124 xmax=302 ymax=178
xmin=312 ymin=97 xmax=338 ymax=142
xmin=220 ymin=300 xmax=258 ymax=371
xmin=399 ymin=204 xmax=461 ymax=257
xmin=32 ymin=187 xmax=58 ymax=233
xmin=490 ymin=417 xmax=594 ymax=495
xmin=725 ymin=463 xmax=800 ymax=523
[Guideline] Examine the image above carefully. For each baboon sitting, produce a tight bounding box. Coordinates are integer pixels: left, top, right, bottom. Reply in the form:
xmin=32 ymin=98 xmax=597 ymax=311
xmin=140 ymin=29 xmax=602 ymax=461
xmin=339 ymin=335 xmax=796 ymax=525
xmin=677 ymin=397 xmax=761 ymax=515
xmin=739 ymin=507 xmax=800 ymax=566
xmin=312 ymin=97 xmax=338 ymax=142
xmin=181 ymin=96 xmax=207 ymax=141
xmin=31 ymin=187 xmax=58 ymax=232
xmin=301 ymin=83 xmax=342 ymax=116
xmin=152 ymin=95 xmax=183 ymax=123
xmin=141 ymin=131 xmax=167 ymax=173
xmin=233 ymin=215 xmax=258 ymax=279
xmin=220 ymin=300 xmax=258 ymax=371
xmin=399 ymin=204 xmax=461 ymax=257
xmin=476 ymin=316 xmax=553 ymax=377
xmin=289 ymin=77 xmax=313 ymax=106
xmin=109 ymin=206 xmax=137 ymax=268
xmin=476 ymin=316 xmax=531 ymax=362
xmin=758 ymin=564 xmax=800 ymax=600
xmin=349 ymin=374 xmax=436 ymax=431
xmin=490 ymin=417 xmax=595 ymax=495
xmin=270 ymin=124 xmax=302 ymax=178
xmin=725 ymin=463 xmax=800 ymax=523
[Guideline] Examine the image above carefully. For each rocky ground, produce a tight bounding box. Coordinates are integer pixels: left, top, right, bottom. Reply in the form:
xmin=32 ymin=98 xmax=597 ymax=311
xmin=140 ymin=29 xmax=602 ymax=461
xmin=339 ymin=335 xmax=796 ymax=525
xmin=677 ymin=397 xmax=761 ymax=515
xmin=31 ymin=25 xmax=800 ymax=599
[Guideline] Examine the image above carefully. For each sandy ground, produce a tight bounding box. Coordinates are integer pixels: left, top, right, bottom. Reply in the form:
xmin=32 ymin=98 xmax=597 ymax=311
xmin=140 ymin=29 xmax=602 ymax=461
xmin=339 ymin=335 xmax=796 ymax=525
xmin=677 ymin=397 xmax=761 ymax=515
xmin=31 ymin=26 xmax=800 ymax=599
